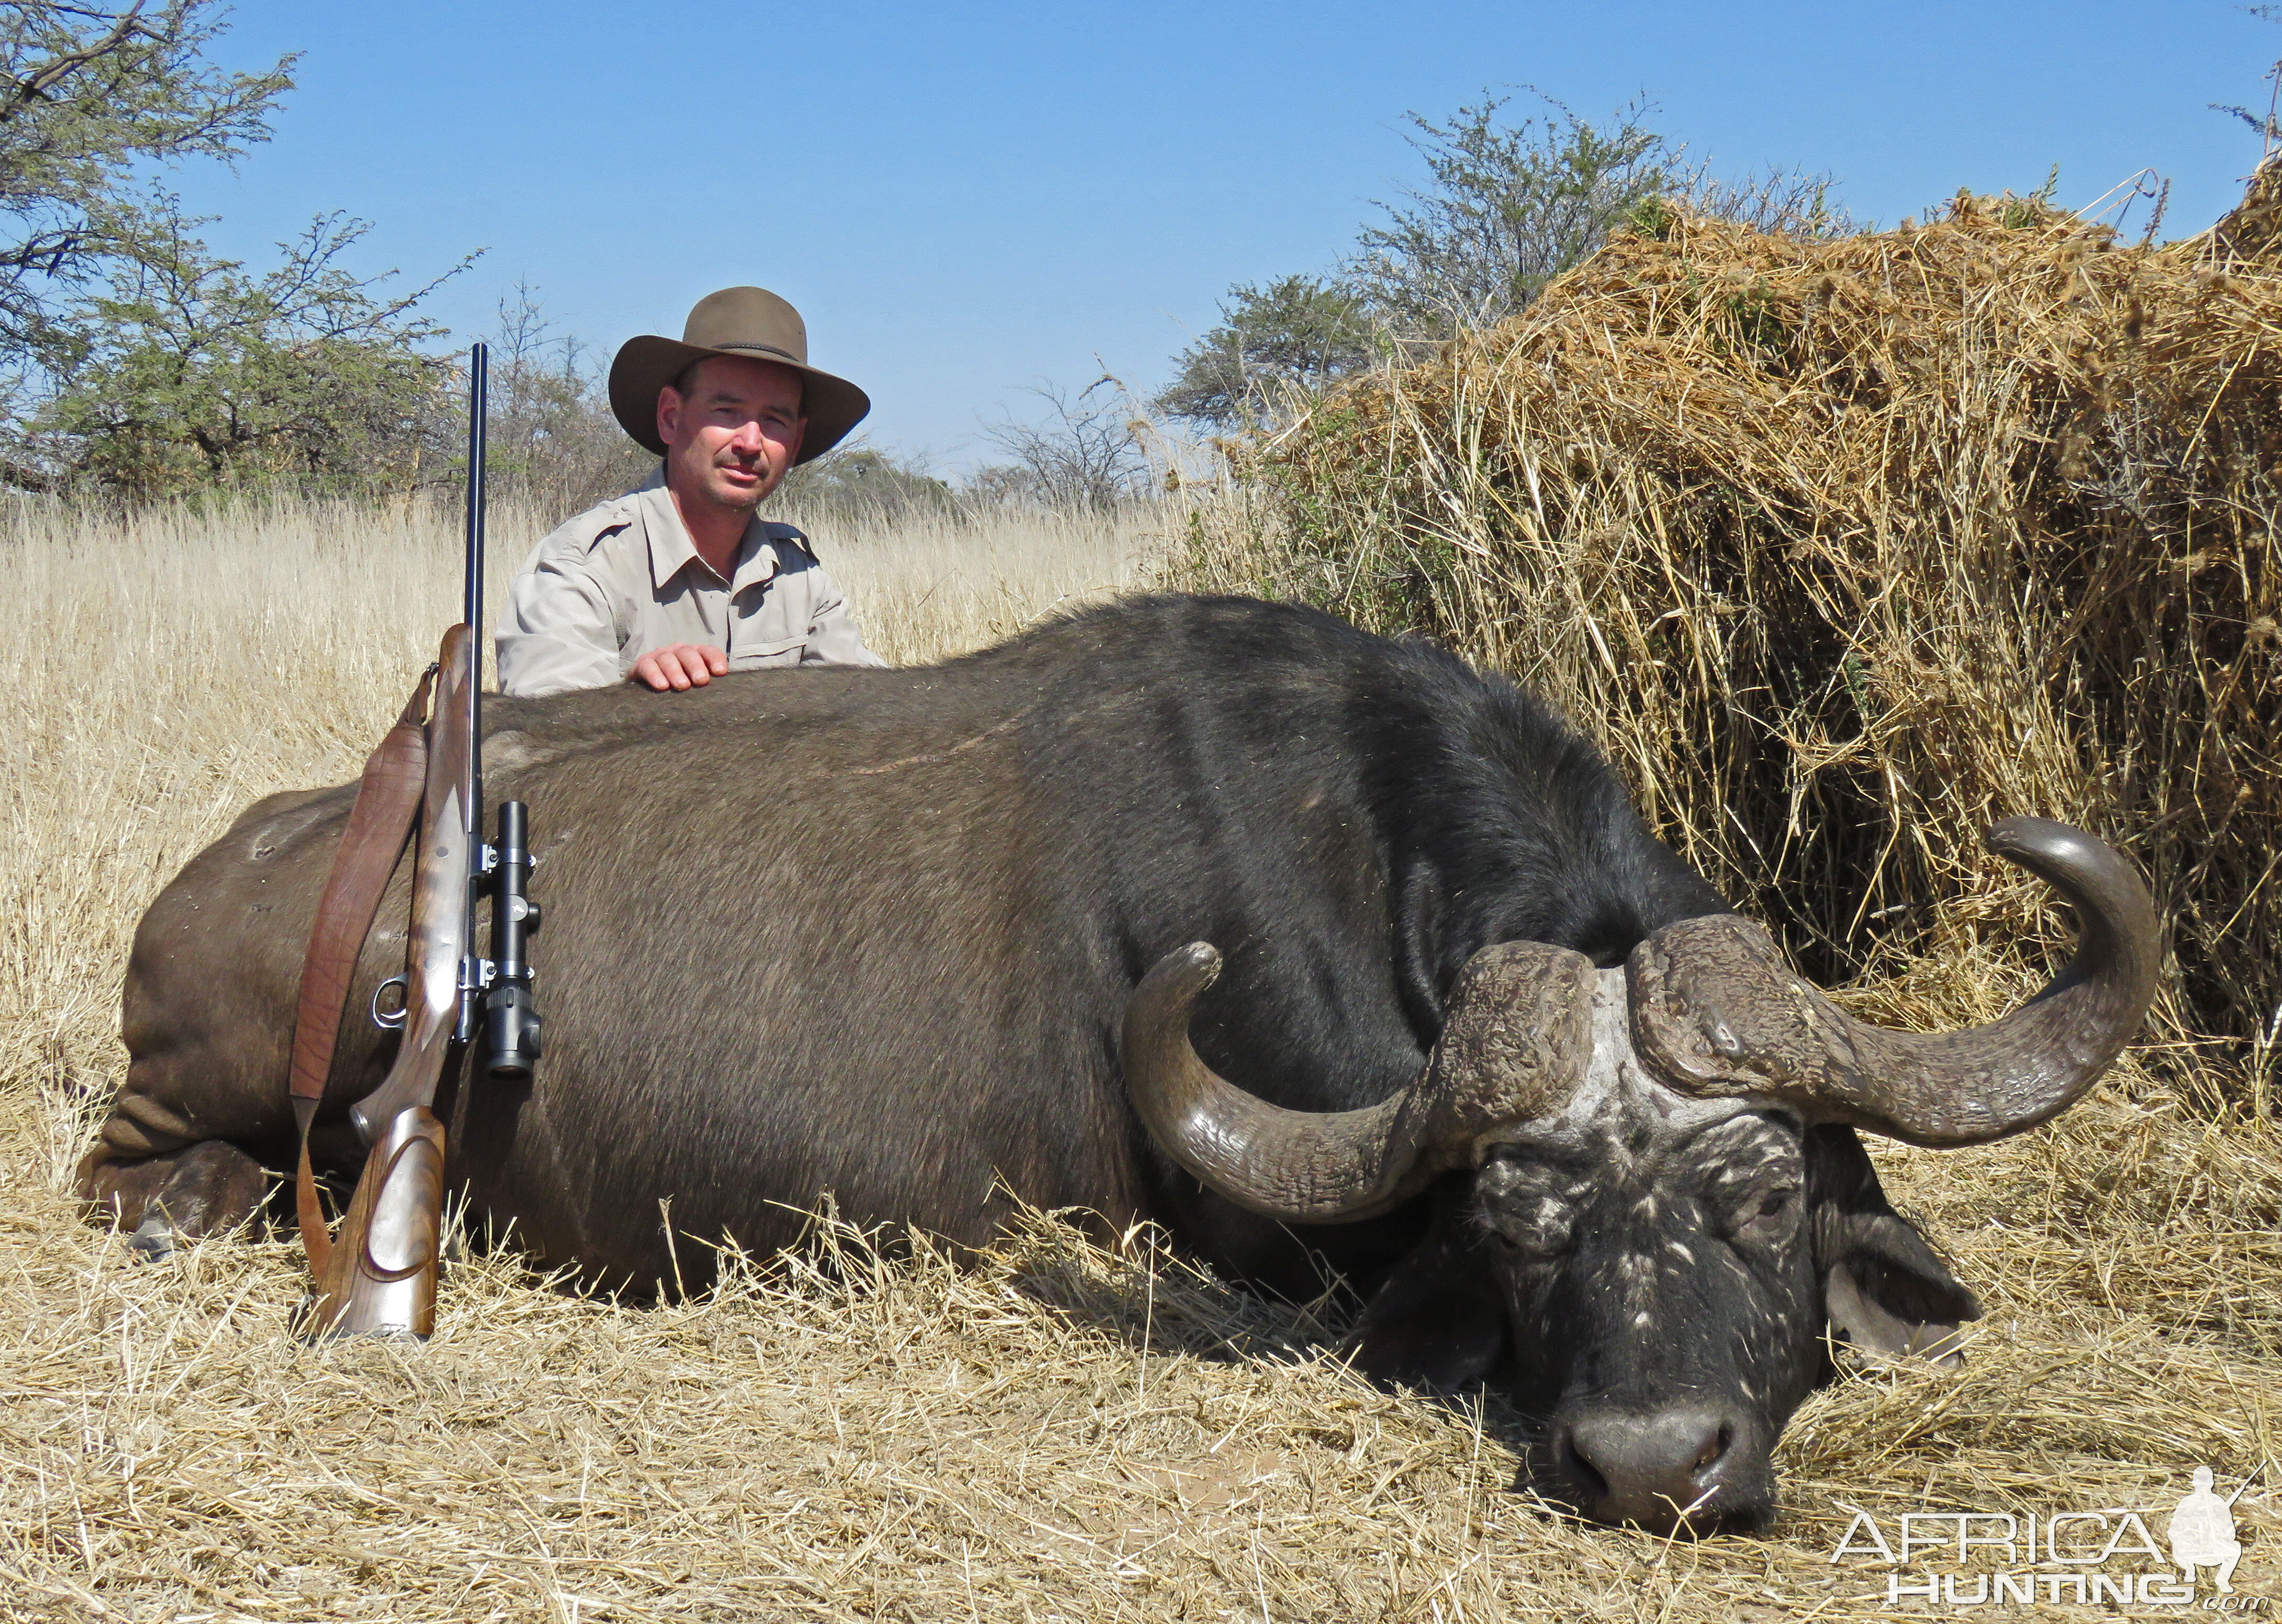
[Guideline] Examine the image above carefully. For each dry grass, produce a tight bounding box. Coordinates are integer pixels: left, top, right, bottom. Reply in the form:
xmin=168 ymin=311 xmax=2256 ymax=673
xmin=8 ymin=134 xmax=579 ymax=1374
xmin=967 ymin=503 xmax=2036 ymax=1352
xmin=773 ymin=496 xmax=1156 ymax=668
xmin=1181 ymin=180 xmax=2282 ymax=1110
xmin=2 ymin=490 xmax=2278 ymax=1620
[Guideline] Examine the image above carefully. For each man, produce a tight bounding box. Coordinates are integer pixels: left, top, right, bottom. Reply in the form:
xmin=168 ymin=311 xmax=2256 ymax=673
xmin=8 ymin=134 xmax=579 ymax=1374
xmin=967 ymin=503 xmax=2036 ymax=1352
xmin=496 ymin=286 xmax=889 ymax=697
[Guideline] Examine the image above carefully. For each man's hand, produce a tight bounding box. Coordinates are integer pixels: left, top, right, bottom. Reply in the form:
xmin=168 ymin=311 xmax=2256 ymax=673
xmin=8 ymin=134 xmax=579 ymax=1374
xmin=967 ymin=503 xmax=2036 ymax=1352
xmin=630 ymin=643 xmax=730 ymax=691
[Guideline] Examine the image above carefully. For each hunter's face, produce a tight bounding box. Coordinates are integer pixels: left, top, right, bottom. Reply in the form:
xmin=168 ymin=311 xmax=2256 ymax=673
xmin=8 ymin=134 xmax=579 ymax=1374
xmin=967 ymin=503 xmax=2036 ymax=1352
xmin=657 ymin=356 xmax=807 ymax=513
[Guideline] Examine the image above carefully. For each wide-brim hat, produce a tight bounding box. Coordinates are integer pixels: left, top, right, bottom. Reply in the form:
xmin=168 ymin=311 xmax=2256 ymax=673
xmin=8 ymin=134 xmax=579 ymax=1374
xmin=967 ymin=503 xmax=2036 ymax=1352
xmin=608 ymin=286 xmax=870 ymax=463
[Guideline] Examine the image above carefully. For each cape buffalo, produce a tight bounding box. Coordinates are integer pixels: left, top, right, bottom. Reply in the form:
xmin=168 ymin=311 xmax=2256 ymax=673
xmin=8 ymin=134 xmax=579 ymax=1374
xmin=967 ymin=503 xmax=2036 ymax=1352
xmin=81 ymin=594 xmax=2157 ymax=1533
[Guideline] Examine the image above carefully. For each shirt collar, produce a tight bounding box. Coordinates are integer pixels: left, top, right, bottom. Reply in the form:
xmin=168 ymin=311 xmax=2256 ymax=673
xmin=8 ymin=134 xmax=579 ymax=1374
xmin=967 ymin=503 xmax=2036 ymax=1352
xmin=638 ymin=483 xmax=782 ymax=595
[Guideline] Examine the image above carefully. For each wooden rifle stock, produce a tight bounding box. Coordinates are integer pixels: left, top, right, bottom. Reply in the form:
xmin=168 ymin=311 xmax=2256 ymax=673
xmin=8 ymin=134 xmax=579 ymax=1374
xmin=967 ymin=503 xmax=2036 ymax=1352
xmin=300 ymin=1102 xmax=447 ymax=1338
xmin=299 ymin=624 xmax=479 ymax=1341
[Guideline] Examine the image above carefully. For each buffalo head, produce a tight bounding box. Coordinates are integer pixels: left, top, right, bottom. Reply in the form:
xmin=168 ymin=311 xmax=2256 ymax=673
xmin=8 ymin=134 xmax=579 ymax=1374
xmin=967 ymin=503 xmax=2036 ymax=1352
xmin=1122 ymin=818 xmax=2159 ymax=1534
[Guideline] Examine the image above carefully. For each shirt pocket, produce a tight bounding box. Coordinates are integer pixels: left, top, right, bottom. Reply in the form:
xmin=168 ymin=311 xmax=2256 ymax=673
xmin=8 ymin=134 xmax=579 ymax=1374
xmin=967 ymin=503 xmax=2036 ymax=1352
xmin=728 ymin=634 xmax=807 ymax=671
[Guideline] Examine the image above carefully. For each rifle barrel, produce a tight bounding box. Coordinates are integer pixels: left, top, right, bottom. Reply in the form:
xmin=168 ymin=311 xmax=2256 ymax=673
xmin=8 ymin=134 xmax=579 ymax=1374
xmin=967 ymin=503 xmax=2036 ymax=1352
xmin=464 ymin=342 xmax=488 ymax=644
xmin=458 ymin=343 xmax=488 ymax=1048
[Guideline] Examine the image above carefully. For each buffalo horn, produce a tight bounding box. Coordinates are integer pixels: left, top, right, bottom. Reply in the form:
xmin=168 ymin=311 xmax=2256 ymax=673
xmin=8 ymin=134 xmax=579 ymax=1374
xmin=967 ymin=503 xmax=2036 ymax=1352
xmin=1122 ymin=939 xmax=1597 ymax=1223
xmin=1627 ymin=817 xmax=2161 ymax=1148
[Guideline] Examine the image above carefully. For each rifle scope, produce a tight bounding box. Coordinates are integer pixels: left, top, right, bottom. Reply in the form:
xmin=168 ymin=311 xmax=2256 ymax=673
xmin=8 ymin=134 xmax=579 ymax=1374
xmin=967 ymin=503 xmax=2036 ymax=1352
xmin=483 ymin=799 xmax=541 ymax=1078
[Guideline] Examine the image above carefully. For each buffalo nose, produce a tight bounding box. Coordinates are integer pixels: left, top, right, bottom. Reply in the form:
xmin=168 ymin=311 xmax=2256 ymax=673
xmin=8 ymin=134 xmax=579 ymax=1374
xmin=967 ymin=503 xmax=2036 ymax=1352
xmin=1557 ymin=1407 xmax=1735 ymax=1528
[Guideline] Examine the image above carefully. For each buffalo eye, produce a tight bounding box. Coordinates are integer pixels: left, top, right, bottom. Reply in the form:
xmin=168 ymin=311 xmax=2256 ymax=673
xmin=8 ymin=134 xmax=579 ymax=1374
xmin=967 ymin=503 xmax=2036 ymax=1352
xmin=1732 ymin=1185 xmax=1802 ymax=1245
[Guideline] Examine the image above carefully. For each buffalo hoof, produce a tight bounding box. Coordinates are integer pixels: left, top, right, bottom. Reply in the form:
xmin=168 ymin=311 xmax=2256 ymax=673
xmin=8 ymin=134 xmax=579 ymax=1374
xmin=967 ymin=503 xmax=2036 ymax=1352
xmin=127 ymin=1213 xmax=180 ymax=1262
xmin=79 ymin=1139 xmax=270 ymax=1252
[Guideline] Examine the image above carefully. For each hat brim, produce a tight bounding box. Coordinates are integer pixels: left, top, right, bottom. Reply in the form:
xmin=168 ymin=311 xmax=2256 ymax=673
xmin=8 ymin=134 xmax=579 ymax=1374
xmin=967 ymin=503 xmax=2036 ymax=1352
xmin=607 ymin=335 xmax=871 ymax=464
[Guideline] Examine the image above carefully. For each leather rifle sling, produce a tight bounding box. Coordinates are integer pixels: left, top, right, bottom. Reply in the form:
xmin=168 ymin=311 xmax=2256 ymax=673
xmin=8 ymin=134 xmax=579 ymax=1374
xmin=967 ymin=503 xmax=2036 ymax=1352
xmin=285 ymin=667 xmax=437 ymax=1272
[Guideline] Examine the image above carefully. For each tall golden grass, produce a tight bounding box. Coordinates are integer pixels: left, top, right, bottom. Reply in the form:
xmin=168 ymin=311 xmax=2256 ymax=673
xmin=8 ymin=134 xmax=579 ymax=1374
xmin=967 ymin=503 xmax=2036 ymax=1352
xmin=1180 ymin=184 xmax=2282 ymax=1114
xmin=0 ymin=489 xmax=2275 ymax=1619
xmin=0 ymin=490 xmax=1151 ymax=1132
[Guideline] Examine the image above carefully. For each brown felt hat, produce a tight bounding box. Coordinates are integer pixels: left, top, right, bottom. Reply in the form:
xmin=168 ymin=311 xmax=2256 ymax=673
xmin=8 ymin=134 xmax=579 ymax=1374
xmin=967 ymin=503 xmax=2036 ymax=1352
xmin=608 ymin=286 xmax=870 ymax=463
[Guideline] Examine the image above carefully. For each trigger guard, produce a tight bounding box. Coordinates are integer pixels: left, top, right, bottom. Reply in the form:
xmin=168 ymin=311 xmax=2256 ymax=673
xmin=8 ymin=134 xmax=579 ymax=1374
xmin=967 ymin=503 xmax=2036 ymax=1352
xmin=371 ymin=974 xmax=409 ymax=1032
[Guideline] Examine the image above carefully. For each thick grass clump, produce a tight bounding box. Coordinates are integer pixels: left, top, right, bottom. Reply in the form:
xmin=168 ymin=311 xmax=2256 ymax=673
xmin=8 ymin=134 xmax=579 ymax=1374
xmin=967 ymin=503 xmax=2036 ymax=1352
xmin=1179 ymin=175 xmax=2282 ymax=1111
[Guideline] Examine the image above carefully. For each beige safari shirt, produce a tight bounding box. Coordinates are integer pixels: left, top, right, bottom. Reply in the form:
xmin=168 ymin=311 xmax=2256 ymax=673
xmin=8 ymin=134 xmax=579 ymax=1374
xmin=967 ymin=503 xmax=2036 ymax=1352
xmin=496 ymin=484 xmax=888 ymax=698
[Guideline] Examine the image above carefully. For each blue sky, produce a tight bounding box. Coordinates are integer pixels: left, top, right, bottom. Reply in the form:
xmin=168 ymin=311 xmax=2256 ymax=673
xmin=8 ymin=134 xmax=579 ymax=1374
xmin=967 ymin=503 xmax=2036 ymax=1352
xmin=171 ymin=1 xmax=2279 ymax=472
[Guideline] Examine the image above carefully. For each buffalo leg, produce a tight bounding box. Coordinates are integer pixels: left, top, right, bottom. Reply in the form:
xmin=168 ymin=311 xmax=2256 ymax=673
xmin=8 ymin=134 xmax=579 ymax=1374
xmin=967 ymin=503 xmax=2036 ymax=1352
xmin=77 ymin=1139 xmax=271 ymax=1259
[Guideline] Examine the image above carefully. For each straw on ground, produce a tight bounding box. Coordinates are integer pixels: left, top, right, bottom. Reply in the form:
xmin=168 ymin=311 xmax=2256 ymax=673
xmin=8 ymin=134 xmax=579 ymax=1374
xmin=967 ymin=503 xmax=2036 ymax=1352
xmin=0 ymin=490 xmax=2274 ymax=1621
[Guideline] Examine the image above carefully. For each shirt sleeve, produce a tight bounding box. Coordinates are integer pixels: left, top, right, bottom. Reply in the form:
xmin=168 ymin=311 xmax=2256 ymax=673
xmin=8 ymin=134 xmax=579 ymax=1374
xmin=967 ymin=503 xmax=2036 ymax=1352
xmin=495 ymin=533 xmax=629 ymax=697
xmin=799 ymin=564 xmax=891 ymax=668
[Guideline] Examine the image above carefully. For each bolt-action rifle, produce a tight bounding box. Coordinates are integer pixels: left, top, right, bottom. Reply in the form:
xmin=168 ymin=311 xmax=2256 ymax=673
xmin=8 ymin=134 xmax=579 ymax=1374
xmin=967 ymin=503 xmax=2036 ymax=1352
xmin=294 ymin=343 xmax=542 ymax=1340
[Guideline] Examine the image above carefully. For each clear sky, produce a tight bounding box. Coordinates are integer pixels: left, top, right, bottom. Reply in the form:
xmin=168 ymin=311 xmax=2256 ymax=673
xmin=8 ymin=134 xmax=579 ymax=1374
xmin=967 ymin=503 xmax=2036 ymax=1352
xmin=168 ymin=0 xmax=2280 ymax=472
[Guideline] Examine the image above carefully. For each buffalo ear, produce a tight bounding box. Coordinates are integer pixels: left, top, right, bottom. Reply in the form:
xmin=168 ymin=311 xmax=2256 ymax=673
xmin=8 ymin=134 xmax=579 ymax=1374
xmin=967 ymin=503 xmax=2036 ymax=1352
xmin=1820 ymin=1213 xmax=1982 ymax=1367
xmin=1806 ymin=1126 xmax=1982 ymax=1369
xmin=1347 ymin=1227 xmax=1506 ymax=1394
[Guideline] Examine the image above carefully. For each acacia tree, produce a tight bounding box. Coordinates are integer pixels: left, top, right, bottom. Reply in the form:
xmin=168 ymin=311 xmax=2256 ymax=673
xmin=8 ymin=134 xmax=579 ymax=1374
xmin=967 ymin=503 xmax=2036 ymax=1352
xmin=1155 ymin=97 xmax=1683 ymax=431
xmin=1159 ymin=93 xmax=1854 ymax=428
xmin=977 ymin=376 xmax=1148 ymax=509
xmin=0 ymin=5 xmax=485 ymax=496
xmin=1346 ymin=93 xmax=1684 ymax=343
xmin=1154 ymin=274 xmax=1378 ymax=431
xmin=33 ymin=211 xmax=466 ymax=496
xmin=0 ymin=3 xmax=293 ymax=355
